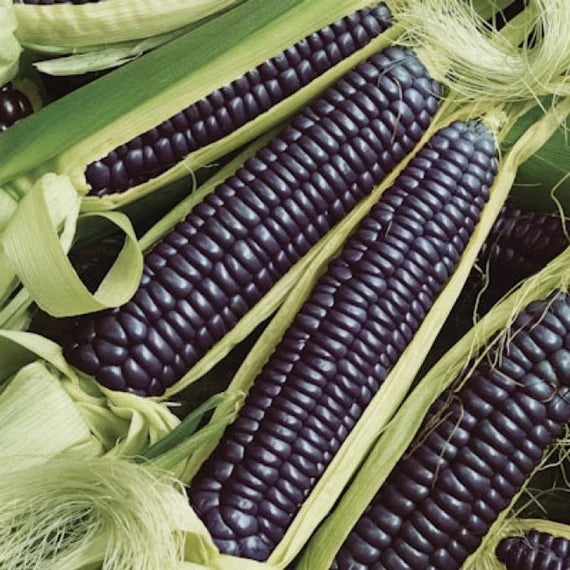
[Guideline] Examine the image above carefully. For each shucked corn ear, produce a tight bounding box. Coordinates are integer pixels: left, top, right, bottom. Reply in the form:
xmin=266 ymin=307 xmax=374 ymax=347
xmin=62 ymin=45 xmax=442 ymax=396
xmin=481 ymin=204 xmax=570 ymax=284
xmin=0 ymin=0 xmax=401 ymax=212
xmin=12 ymin=0 xmax=243 ymax=51
xmin=298 ymin=221 xmax=570 ymax=570
xmin=85 ymin=3 xmax=393 ymax=198
xmin=189 ymin=118 xmax=497 ymax=561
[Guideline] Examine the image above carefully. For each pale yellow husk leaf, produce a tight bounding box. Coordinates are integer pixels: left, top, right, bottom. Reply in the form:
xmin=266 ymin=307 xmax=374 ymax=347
xmin=0 ymin=0 xmax=22 ymax=85
xmin=14 ymin=0 xmax=242 ymax=49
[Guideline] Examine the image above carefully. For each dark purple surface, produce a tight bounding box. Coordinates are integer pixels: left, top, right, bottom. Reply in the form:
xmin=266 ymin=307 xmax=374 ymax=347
xmin=85 ymin=3 xmax=393 ymax=196
xmin=0 ymin=82 xmax=33 ymax=131
xmin=497 ymin=529 xmax=570 ymax=570
xmin=63 ymin=46 xmax=441 ymax=397
xmin=481 ymin=204 xmax=569 ymax=284
xmin=189 ymin=120 xmax=497 ymax=561
xmin=332 ymin=292 xmax=570 ymax=570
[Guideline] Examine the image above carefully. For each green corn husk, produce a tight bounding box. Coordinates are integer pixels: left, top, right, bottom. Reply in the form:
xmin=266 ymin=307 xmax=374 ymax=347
xmin=0 ymin=0 xmax=22 ymax=85
xmin=0 ymin=174 xmax=143 ymax=324
xmin=0 ymin=329 xmax=179 ymax=458
xmin=480 ymin=518 xmax=570 ymax=569
xmin=0 ymin=378 xmax=243 ymax=570
xmin=13 ymin=0 xmax=243 ymax=51
xmin=297 ymin=224 xmax=570 ymax=569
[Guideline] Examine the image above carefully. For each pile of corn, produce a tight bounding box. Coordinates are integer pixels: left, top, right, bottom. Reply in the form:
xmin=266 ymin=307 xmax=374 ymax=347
xmin=1 ymin=0 xmax=569 ymax=569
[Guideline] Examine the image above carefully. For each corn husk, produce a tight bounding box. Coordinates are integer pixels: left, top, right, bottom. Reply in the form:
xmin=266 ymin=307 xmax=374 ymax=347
xmin=0 ymin=173 xmax=143 ymax=321
xmin=0 ymin=329 xmax=179 ymax=457
xmin=0 ymin=0 xmax=21 ymax=85
xmin=0 ymin=360 xmax=100 ymax=474
xmin=14 ymin=0 xmax=243 ymax=51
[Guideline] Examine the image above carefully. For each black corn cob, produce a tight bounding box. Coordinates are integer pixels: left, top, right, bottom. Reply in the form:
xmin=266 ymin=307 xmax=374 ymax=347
xmin=189 ymin=120 xmax=497 ymax=561
xmin=480 ymin=204 xmax=569 ymax=285
xmin=496 ymin=529 xmax=570 ymax=570
xmin=0 ymin=83 xmax=33 ymax=131
xmin=331 ymin=293 xmax=570 ymax=570
xmin=85 ymin=3 xmax=393 ymax=196
xmin=63 ymin=46 xmax=441 ymax=397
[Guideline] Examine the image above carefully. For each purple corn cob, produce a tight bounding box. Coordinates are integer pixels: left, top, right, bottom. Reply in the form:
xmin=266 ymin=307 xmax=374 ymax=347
xmin=481 ymin=204 xmax=569 ymax=283
xmin=497 ymin=529 xmax=570 ymax=570
xmin=189 ymin=119 xmax=497 ymax=561
xmin=84 ymin=3 xmax=393 ymax=196
xmin=63 ymin=46 xmax=441 ymax=397
xmin=0 ymin=82 xmax=33 ymax=131
xmin=332 ymin=293 xmax=570 ymax=570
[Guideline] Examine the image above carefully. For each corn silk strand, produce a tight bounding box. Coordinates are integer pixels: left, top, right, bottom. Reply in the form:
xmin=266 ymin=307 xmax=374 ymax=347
xmin=396 ymin=0 xmax=570 ymax=102
xmin=0 ymin=455 xmax=191 ymax=570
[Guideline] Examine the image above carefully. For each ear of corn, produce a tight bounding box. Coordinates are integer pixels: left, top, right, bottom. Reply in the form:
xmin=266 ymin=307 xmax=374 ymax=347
xmin=62 ymin=44 xmax=442 ymax=396
xmin=328 ymin=290 xmax=570 ymax=570
xmin=479 ymin=203 xmax=570 ymax=291
xmin=475 ymin=518 xmax=570 ymax=569
xmin=12 ymin=0 xmax=243 ymax=50
xmin=179 ymin=94 xmax=536 ymax=567
xmin=0 ymin=81 xmax=33 ymax=131
xmin=0 ymin=0 xmax=400 ymax=211
xmin=188 ymin=117 xmax=498 ymax=563
xmin=295 ymin=96 xmax=570 ymax=570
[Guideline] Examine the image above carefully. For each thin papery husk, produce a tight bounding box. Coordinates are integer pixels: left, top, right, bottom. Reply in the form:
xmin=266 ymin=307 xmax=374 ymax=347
xmin=476 ymin=517 xmax=570 ymax=569
xmin=396 ymin=0 xmax=570 ymax=103
xmin=0 ymin=329 xmax=179 ymax=457
xmin=0 ymin=360 xmax=101 ymax=474
xmin=0 ymin=0 xmax=22 ymax=85
xmin=13 ymin=0 xmax=243 ymax=50
xmin=0 ymin=454 xmax=194 ymax=570
xmin=297 ymin=231 xmax=570 ymax=568
xmin=0 ymin=173 xmax=143 ymax=321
